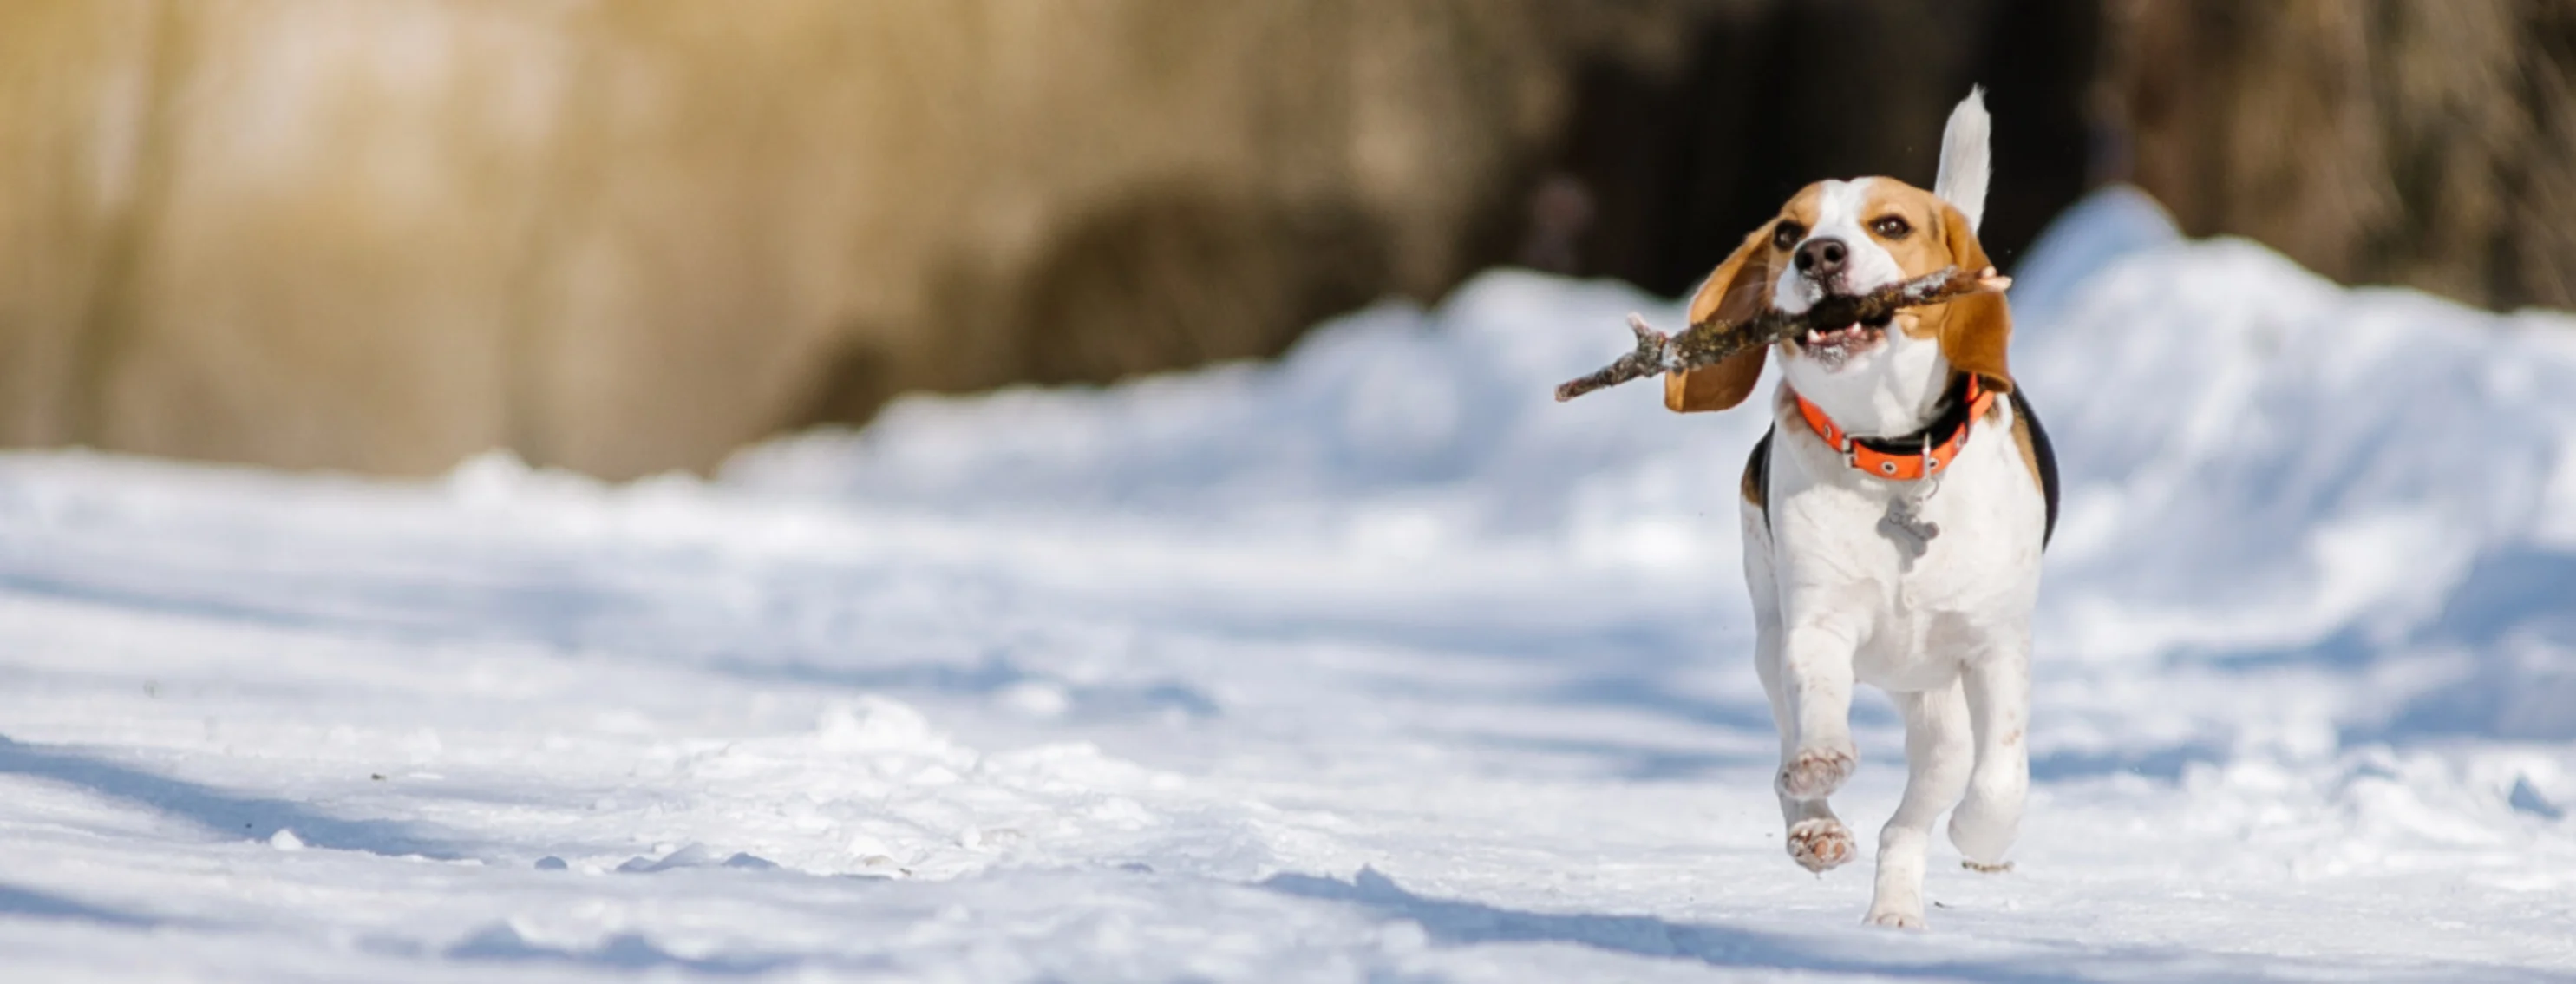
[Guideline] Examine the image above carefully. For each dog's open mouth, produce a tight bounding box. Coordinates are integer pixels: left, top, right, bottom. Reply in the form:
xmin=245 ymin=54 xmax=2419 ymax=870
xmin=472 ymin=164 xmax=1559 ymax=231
xmin=1798 ymin=310 xmax=1894 ymax=358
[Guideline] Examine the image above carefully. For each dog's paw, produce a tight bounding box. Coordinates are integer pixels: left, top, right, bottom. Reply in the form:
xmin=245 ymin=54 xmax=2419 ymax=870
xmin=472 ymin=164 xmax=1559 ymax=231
xmin=1778 ymin=746 xmax=1855 ymax=801
xmin=1961 ymin=859 xmax=2013 ymax=874
xmin=1865 ymin=908 xmax=1925 ymax=930
xmin=1786 ymin=818 xmax=1854 ymax=872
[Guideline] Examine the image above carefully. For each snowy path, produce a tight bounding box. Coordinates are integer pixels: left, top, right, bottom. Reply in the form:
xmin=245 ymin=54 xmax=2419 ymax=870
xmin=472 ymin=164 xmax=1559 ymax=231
xmin=2 ymin=190 xmax=2573 ymax=981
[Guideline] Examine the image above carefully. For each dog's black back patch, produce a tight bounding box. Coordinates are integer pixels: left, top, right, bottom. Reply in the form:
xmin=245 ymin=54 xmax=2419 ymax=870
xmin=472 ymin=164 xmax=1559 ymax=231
xmin=2009 ymin=389 xmax=2060 ymax=548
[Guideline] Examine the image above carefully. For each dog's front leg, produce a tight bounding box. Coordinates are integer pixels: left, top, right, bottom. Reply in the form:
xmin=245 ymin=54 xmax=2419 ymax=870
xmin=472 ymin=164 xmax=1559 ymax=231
xmin=1757 ymin=620 xmax=1847 ymax=872
xmin=1772 ymin=615 xmax=1860 ymax=870
xmin=1948 ymin=631 xmax=2030 ymax=870
xmin=1777 ymin=616 xmax=1860 ymax=800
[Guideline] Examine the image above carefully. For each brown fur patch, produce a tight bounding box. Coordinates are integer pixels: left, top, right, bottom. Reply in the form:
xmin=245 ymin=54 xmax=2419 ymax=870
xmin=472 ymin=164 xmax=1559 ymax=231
xmin=1860 ymin=181 xmax=1952 ymax=343
xmin=1928 ymin=203 xmax=2015 ymax=392
xmin=1860 ymin=180 xmax=2014 ymax=391
xmin=2009 ymin=401 xmax=2045 ymax=494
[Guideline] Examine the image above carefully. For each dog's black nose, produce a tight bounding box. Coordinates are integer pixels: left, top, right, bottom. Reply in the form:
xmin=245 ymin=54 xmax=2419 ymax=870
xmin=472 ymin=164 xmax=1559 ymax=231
xmin=1795 ymin=237 xmax=1848 ymax=277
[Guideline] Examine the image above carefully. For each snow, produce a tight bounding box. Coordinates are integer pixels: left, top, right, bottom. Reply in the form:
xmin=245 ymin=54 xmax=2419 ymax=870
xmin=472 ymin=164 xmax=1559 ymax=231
xmin=3 ymin=186 xmax=2573 ymax=981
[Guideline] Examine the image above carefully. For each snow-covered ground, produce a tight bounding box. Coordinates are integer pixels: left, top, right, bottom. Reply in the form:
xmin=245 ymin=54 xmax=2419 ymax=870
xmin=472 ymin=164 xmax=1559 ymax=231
xmin=3 ymin=187 xmax=2573 ymax=981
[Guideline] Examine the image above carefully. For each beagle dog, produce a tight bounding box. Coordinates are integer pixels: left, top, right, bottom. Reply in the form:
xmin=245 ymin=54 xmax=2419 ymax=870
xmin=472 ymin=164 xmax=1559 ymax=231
xmin=1667 ymin=89 xmax=2057 ymax=929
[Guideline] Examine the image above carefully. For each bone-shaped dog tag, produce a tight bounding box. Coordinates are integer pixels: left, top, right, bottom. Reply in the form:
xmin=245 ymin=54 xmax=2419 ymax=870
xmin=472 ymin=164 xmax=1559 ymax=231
xmin=1880 ymin=498 xmax=1939 ymax=559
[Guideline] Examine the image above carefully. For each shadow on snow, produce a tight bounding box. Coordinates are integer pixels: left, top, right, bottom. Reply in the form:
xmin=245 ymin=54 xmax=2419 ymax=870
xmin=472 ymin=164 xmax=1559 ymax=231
xmin=0 ymin=882 xmax=164 ymax=929
xmin=1260 ymin=867 xmax=2572 ymax=983
xmin=0 ymin=734 xmax=467 ymax=860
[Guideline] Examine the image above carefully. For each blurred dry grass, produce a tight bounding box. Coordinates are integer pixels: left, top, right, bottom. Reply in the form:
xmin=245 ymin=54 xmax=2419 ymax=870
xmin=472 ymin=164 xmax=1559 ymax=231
xmin=0 ymin=0 xmax=1713 ymax=477
xmin=2102 ymin=0 xmax=2576 ymax=310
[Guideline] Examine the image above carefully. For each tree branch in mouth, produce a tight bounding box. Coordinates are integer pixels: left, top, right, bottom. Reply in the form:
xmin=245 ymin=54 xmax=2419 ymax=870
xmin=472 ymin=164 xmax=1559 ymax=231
xmin=1552 ymin=266 xmax=2010 ymax=403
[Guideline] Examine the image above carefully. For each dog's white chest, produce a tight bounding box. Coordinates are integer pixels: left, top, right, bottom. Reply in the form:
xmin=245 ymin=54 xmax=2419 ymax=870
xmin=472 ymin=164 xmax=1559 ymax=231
xmin=1764 ymin=414 xmax=2043 ymax=689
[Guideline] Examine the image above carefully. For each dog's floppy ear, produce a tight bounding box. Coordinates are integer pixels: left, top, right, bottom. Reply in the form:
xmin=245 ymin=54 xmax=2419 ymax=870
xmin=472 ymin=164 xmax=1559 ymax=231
xmin=1664 ymin=226 xmax=1775 ymax=413
xmin=1930 ymin=202 xmax=2013 ymax=393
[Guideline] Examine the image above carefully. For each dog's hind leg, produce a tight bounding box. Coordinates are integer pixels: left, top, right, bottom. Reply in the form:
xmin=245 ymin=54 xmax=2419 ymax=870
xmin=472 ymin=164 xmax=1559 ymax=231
xmin=1867 ymin=681 xmax=1973 ymax=928
xmin=1949 ymin=630 xmax=2030 ymax=870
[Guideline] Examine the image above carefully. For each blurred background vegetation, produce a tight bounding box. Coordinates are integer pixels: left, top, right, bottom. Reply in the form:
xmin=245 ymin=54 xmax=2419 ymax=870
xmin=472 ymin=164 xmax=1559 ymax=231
xmin=4 ymin=0 xmax=2573 ymax=478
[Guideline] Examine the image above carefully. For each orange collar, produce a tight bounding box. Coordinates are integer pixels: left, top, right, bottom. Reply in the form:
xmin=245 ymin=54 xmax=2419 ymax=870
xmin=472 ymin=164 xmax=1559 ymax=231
xmin=1794 ymin=375 xmax=1994 ymax=481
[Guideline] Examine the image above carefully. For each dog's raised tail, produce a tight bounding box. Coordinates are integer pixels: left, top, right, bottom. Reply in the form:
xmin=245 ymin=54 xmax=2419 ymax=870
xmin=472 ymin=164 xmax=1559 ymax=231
xmin=1935 ymin=86 xmax=1991 ymax=233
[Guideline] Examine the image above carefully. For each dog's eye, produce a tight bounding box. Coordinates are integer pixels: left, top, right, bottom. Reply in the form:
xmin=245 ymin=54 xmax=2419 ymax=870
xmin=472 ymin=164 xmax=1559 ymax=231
xmin=1770 ymin=221 xmax=1805 ymax=252
xmin=1871 ymin=215 xmax=1912 ymax=239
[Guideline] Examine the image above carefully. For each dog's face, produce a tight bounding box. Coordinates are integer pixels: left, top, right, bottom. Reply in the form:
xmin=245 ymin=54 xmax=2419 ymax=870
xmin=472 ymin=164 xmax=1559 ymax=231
xmin=1663 ymin=177 xmax=2012 ymax=415
xmin=1766 ymin=178 xmax=1959 ymax=367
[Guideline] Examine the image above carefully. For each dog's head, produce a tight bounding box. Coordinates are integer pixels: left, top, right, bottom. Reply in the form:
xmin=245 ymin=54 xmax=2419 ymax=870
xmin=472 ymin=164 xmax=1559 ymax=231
xmin=1665 ymin=89 xmax=2012 ymax=414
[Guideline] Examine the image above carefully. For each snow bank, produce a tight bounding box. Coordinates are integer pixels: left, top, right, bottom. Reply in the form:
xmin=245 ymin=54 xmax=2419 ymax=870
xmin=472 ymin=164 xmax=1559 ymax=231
xmin=2012 ymin=190 xmax=2576 ymax=739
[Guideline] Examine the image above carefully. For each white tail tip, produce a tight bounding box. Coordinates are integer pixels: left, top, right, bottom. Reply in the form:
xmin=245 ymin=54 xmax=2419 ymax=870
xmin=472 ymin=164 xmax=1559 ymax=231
xmin=1935 ymin=86 xmax=1991 ymax=233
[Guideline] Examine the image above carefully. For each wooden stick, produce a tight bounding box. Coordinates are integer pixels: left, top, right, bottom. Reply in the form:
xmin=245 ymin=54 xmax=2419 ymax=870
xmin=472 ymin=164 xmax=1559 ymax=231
xmin=1553 ymin=266 xmax=2010 ymax=403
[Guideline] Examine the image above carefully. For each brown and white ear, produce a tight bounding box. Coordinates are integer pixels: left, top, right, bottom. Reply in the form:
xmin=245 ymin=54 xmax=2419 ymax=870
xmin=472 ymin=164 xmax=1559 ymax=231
xmin=1664 ymin=226 xmax=1775 ymax=413
xmin=1930 ymin=202 xmax=2014 ymax=394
